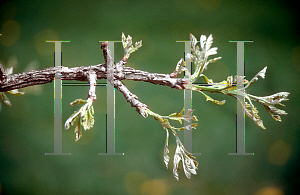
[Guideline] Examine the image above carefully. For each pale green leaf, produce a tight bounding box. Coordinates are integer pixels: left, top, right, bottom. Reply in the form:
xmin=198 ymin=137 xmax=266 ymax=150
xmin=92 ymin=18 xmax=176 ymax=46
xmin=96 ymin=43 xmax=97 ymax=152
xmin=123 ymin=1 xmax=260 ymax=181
xmin=198 ymin=91 xmax=226 ymax=105
xmin=0 ymin=92 xmax=12 ymax=106
xmin=5 ymin=67 xmax=13 ymax=75
xmin=164 ymin=129 xmax=170 ymax=169
xmin=244 ymin=66 xmax=267 ymax=89
xmin=168 ymin=108 xmax=184 ymax=117
xmin=208 ymin=56 xmax=222 ymax=63
xmin=70 ymin=99 xmax=87 ymax=107
xmin=7 ymin=89 xmax=25 ymax=96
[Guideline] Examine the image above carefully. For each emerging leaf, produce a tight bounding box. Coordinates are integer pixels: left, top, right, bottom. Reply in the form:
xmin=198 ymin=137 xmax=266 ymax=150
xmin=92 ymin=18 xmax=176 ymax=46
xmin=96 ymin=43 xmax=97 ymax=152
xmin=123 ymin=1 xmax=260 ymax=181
xmin=74 ymin=119 xmax=82 ymax=141
xmin=159 ymin=118 xmax=172 ymax=129
xmin=200 ymin=35 xmax=206 ymax=50
xmin=206 ymin=34 xmax=213 ymax=52
xmin=179 ymin=123 xmax=198 ymax=131
xmin=173 ymin=137 xmax=198 ymax=180
xmin=190 ymin=33 xmax=197 ymax=52
xmin=168 ymin=108 xmax=184 ymax=124
xmin=7 ymin=89 xmax=25 ymax=96
xmin=5 ymin=67 xmax=13 ymax=75
xmin=170 ymin=58 xmax=186 ymax=78
xmin=70 ymin=99 xmax=87 ymax=107
xmin=164 ymin=129 xmax=170 ymax=169
xmin=243 ymin=66 xmax=267 ymax=89
xmin=237 ymin=97 xmax=266 ymax=129
xmin=122 ymin=33 xmax=142 ymax=59
xmin=258 ymin=92 xmax=289 ymax=105
xmin=65 ymin=98 xmax=95 ymax=141
xmin=0 ymin=92 xmax=11 ymax=106
xmin=198 ymin=91 xmax=226 ymax=105
xmin=208 ymin=56 xmax=222 ymax=63
xmin=168 ymin=108 xmax=198 ymax=124
xmin=187 ymin=34 xmax=220 ymax=83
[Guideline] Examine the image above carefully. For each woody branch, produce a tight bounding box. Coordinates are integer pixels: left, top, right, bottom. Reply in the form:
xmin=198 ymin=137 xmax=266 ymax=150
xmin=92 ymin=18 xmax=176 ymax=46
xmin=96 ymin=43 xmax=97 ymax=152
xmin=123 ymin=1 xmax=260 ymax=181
xmin=0 ymin=60 xmax=184 ymax=93
xmin=0 ymin=33 xmax=289 ymax=181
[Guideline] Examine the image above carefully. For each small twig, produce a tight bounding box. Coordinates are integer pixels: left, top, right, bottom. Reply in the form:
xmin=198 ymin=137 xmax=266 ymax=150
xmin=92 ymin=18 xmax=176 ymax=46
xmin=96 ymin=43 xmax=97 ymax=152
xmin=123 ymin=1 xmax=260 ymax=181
xmin=101 ymin=41 xmax=108 ymax=64
xmin=88 ymin=70 xmax=97 ymax=100
xmin=114 ymin=79 xmax=148 ymax=117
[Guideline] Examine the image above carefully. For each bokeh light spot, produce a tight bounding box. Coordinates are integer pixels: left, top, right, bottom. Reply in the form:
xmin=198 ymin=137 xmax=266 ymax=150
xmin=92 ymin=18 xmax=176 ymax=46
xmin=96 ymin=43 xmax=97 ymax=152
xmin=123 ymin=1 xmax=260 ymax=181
xmin=124 ymin=171 xmax=148 ymax=195
xmin=34 ymin=29 xmax=59 ymax=56
xmin=254 ymin=186 xmax=284 ymax=195
xmin=268 ymin=140 xmax=292 ymax=166
xmin=6 ymin=55 xmax=18 ymax=70
xmin=0 ymin=20 xmax=21 ymax=47
xmin=141 ymin=179 xmax=170 ymax=195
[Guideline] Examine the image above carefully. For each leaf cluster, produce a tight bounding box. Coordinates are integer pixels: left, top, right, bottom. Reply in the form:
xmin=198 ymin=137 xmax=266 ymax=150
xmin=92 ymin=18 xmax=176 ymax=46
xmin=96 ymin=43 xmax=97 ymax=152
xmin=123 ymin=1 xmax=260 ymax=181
xmin=0 ymin=66 xmax=24 ymax=111
xmin=64 ymin=98 xmax=95 ymax=141
xmin=122 ymin=33 xmax=142 ymax=60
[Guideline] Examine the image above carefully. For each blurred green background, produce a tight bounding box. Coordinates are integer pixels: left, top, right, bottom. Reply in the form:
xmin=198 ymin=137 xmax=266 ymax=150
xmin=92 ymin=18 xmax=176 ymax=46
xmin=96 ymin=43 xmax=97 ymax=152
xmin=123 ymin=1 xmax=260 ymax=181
xmin=0 ymin=0 xmax=299 ymax=194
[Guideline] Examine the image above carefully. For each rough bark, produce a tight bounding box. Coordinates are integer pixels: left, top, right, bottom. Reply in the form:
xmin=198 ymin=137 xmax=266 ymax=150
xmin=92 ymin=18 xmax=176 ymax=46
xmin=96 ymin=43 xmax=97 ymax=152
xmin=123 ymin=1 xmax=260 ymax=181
xmin=0 ymin=42 xmax=185 ymax=118
xmin=0 ymin=60 xmax=185 ymax=92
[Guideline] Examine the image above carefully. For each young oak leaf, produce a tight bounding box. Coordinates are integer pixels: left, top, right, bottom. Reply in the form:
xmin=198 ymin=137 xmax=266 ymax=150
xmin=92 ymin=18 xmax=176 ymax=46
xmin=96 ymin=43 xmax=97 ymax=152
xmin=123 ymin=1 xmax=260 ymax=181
xmin=74 ymin=119 xmax=82 ymax=141
xmin=187 ymin=34 xmax=220 ymax=84
xmin=159 ymin=118 xmax=173 ymax=129
xmin=0 ymin=92 xmax=11 ymax=106
xmin=243 ymin=66 xmax=267 ymax=89
xmin=164 ymin=129 xmax=170 ymax=169
xmin=0 ymin=66 xmax=25 ymax=109
xmin=168 ymin=108 xmax=184 ymax=124
xmin=168 ymin=108 xmax=198 ymax=124
xmin=179 ymin=123 xmax=198 ymax=131
xmin=65 ymin=98 xmax=94 ymax=141
xmin=142 ymin=106 xmax=199 ymax=180
xmin=122 ymin=33 xmax=142 ymax=59
xmin=237 ymin=97 xmax=266 ymax=129
xmin=183 ymin=109 xmax=198 ymax=122
xmin=198 ymin=90 xmax=226 ymax=105
xmin=6 ymin=89 xmax=25 ymax=96
xmin=70 ymin=99 xmax=87 ymax=107
xmin=173 ymin=137 xmax=198 ymax=180
xmin=170 ymin=58 xmax=185 ymax=78
xmin=248 ymin=92 xmax=289 ymax=123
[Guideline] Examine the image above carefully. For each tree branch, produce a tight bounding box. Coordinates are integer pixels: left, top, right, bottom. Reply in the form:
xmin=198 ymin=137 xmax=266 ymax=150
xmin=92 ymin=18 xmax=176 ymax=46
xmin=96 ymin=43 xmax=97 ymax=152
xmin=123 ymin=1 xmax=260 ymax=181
xmin=0 ymin=63 xmax=185 ymax=92
xmin=114 ymin=79 xmax=148 ymax=117
xmin=0 ymin=33 xmax=290 ymax=181
xmin=0 ymin=64 xmax=107 ymax=92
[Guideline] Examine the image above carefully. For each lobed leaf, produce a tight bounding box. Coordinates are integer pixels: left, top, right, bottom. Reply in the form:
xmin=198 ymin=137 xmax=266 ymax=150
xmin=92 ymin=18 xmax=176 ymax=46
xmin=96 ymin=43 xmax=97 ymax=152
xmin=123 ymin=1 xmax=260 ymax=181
xmin=205 ymin=34 xmax=213 ymax=52
xmin=236 ymin=96 xmax=266 ymax=129
xmin=164 ymin=129 xmax=170 ymax=169
xmin=172 ymin=137 xmax=198 ymax=180
xmin=179 ymin=123 xmax=198 ymax=131
xmin=243 ymin=66 xmax=267 ymax=89
xmin=65 ymin=98 xmax=95 ymax=141
xmin=122 ymin=33 xmax=142 ymax=59
xmin=171 ymin=58 xmax=185 ymax=78
xmin=198 ymin=91 xmax=226 ymax=105
xmin=200 ymin=35 xmax=206 ymax=50
xmin=190 ymin=33 xmax=197 ymax=52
